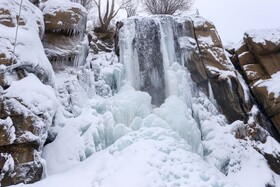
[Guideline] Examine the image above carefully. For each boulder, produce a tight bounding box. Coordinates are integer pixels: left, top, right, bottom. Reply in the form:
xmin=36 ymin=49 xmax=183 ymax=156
xmin=258 ymin=53 xmax=280 ymax=76
xmin=42 ymin=0 xmax=88 ymax=70
xmin=242 ymin=64 xmax=267 ymax=83
xmin=245 ymin=29 xmax=280 ymax=56
xmin=238 ymin=51 xmax=256 ymax=66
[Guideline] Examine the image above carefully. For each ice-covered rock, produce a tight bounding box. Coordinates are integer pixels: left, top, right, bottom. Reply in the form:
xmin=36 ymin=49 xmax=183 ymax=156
xmin=42 ymin=0 xmax=88 ymax=70
xmin=0 ymin=1 xmax=59 ymax=185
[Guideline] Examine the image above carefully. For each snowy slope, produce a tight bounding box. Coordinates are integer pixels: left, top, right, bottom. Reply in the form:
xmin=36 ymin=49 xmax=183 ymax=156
xmin=13 ymin=80 xmax=280 ymax=187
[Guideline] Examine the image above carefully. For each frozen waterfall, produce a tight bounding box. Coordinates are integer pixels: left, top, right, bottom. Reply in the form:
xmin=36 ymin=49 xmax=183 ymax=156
xmin=119 ymin=16 xmax=196 ymax=107
xmin=32 ymin=15 xmax=280 ymax=187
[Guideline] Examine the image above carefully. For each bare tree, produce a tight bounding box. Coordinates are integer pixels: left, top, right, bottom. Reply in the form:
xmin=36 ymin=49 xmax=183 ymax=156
xmin=142 ymin=0 xmax=194 ymax=15
xmin=78 ymin=0 xmax=92 ymax=9
xmin=93 ymin=0 xmax=132 ymax=33
xmin=122 ymin=0 xmax=138 ymax=17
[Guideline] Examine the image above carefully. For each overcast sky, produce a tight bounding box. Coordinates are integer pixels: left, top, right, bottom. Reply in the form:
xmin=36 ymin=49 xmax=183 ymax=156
xmin=194 ymin=0 xmax=280 ymax=44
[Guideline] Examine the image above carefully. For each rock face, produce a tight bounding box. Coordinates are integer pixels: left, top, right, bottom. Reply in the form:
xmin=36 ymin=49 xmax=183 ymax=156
xmin=0 ymin=0 xmax=55 ymax=87
xmin=42 ymin=0 xmax=88 ymax=70
xmin=190 ymin=17 xmax=253 ymax=123
xmin=232 ymin=28 xmax=280 ymax=135
xmin=0 ymin=0 xmax=57 ymax=185
xmin=0 ymin=75 xmax=58 ymax=186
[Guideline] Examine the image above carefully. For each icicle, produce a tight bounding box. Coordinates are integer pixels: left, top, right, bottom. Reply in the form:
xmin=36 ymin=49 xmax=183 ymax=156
xmin=208 ymin=80 xmax=218 ymax=107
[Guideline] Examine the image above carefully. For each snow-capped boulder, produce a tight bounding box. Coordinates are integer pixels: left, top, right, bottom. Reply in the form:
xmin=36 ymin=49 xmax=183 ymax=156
xmin=43 ymin=1 xmax=86 ymax=33
xmin=42 ymin=0 xmax=88 ymax=70
xmin=233 ymin=28 xmax=280 ymax=135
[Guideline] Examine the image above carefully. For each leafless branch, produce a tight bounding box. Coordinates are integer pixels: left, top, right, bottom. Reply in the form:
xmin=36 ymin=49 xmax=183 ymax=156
xmin=142 ymin=0 xmax=194 ymax=15
xmin=93 ymin=0 xmax=133 ymax=33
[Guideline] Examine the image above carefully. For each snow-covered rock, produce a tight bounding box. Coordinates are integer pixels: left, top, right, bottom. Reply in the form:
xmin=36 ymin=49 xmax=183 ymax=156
xmin=0 ymin=74 xmax=58 ymax=186
xmin=0 ymin=0 xmax=55 ymax=86
xmin=233 ymin=28 xmax=280 ymax=139
xmin=42 ymin=0 xmax=88 ymax=70
xmin=0 ymin=0 xmax=59 ymax=185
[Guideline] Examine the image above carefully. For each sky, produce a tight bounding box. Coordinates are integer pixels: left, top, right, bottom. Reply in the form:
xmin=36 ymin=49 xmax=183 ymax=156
xmin=194 ymin=0 xmax=280 ymax=44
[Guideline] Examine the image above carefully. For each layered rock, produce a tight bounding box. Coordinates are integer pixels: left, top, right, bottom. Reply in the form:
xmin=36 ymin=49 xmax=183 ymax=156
xmin=0 ymin=75 xmax=58 ymax=186
xmin=190 ymin=17 xmax=253 ymax=123
xmin=0 ymin=0 xmax=57 ymax=185
xmin=42 ymin=0 xmax=88 ymax=70
xmin=232 ymin=28 xmax=280 ymax=135
xmin=0 ymin=0 xmax=55 ymax=87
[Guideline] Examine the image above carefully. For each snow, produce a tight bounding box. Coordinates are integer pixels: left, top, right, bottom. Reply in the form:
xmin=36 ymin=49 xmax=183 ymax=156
xmin=4 ymin=74 xmax=58 ymax=118
xmin=13 ymin=84 xmax=280 ymax=187
xmin=0 ymin=117 xmax=15 ymax=144
xmin=42 ymin=0 xmax=86 ymax=15
xmin=0 ymin=0 xmax=55 ymax=86
xmin=0 ymin=153 xmax=14 ymax=181
xmin=256 ymin=72 xmax=280 ymax=97
xmin=246 ymin=28 xmax=280 ymax=45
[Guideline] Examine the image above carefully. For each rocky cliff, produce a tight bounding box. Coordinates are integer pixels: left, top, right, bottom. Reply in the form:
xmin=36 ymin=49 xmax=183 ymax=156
xmin=230 ymin=29 xmax=280 ymax=136
xmin=0 ymin=0 xmax=280 ymax=186
xmin=0 ymin=0 xmax=76 ymax=185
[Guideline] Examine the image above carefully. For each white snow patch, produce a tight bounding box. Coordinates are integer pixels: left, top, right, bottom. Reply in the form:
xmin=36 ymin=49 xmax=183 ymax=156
xmin=257 ymin=72 xmax=280 ymax=97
